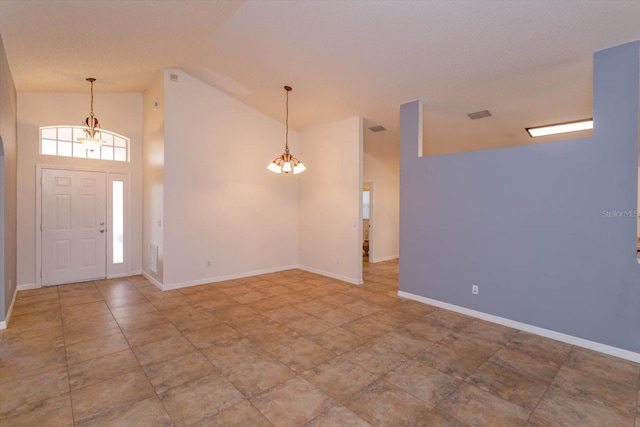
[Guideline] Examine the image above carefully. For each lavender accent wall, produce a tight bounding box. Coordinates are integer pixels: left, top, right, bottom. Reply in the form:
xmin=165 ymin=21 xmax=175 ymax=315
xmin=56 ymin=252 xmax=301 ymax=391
xmin=399 ymin=41 xmax=640 ymax=352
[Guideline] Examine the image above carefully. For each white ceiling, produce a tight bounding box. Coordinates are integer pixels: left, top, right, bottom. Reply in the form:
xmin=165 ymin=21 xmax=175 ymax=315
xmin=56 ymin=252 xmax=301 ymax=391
xmin=2 ymin=0 xmax=640 ymax=152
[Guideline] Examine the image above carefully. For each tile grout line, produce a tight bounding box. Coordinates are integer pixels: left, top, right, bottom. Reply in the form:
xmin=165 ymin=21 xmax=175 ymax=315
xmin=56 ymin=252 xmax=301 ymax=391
xmin=56 ymin=283 xmax=79 ymax=427
xmin=106 ymin=276 xmax=181 ymax=426
xmin=520 ymin=341 xmax=573 ymax=426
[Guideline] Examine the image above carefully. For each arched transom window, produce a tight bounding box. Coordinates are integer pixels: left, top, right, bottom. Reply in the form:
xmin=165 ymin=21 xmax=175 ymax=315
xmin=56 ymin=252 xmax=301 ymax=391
xmin=40 ymin=126 xmax=130 ymax=162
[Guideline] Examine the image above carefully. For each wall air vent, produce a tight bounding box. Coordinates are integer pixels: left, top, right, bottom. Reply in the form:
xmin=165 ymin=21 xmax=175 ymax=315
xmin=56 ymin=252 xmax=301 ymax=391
xmin=467 ymin=110 xmax=492 ymax=120
xmin=369 ymin=125 xmax=386 ymax=132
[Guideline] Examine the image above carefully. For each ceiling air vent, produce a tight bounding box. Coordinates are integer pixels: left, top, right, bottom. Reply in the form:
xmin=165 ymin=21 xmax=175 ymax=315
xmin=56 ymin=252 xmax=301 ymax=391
xmin=467 ymin=110 xmax=492 ymax=120
xmin=369 ymin=125 xmax=386 ymax=132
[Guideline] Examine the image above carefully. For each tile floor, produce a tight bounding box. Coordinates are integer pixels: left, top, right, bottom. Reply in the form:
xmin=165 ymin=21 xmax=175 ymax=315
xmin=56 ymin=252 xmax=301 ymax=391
xmin=1 ymin=260 xmax=639 ymax=426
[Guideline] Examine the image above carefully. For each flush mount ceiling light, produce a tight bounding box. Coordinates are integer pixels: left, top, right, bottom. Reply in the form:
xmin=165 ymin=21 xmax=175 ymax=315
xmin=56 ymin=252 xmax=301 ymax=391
xmin=267 ymin=86 xmax=306 ymax=175
xmin=526 ymin=119 xmax=593 ymax=138
xmin=77 ymin=77 xmax=106 ymax=152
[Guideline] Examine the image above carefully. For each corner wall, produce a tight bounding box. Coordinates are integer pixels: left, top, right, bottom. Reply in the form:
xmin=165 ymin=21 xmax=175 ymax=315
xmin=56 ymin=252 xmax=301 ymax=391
xmin=400 ymin=42 xmax=640 ymax=353
xmin=161 ymin=70 xmax=299 ymax=288
xmin=299 ymin=116 xmax=363 ymax=284
xmin=0 ymin=33 xmax=17 ymax=324
xmin=142 ymin=72 xmax=165 ymax=285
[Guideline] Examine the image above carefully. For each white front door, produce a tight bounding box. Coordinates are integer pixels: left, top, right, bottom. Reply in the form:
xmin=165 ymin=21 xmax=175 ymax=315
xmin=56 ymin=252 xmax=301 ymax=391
xmin=41 ymin=169 xmax=107 ymax=286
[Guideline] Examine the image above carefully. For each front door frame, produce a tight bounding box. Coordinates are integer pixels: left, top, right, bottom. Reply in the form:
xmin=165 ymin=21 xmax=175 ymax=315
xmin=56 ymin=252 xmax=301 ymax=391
xmin=36 ymin=164 xmax=132 ymax=287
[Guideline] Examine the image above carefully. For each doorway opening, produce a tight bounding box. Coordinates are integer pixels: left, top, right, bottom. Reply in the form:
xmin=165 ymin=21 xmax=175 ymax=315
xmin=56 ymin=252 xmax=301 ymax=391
xmin=363 ymin=182 xmax=372 ymax=263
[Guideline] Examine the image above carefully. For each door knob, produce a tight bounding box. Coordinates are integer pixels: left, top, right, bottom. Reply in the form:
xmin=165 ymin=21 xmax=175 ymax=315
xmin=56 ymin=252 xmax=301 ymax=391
xmin=100 ymin=230 xmax=105 ymax=233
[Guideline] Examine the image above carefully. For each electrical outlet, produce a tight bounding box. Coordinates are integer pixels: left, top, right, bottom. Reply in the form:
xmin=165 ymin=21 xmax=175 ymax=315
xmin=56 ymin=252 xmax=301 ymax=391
xmin=472 ymin=285 xmax=479 ymax=295
xmin=206 ymin=261 xmax=211 ymax=267
xmin=336 ymin=258 xmax=340 ymax=265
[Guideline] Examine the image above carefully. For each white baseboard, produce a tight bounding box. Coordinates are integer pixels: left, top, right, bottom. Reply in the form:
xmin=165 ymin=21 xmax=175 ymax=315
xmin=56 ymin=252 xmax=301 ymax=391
xmin=143 ymin=264 xmax=363 ymax=292
xmin=17 ymin=283 xmax=40 ymax=291
xmin=297 ymin=265 xmax=363 ymax=285
xmin=161 ymin=265 xmax=300 ymax=291
xmin=0 ymin=287 xmax=18 ymax=330
xmin=398 ymin=291 xmax=640 ymax=363
xmin=142 ymin=272 xmax=164 ymax=290
xmin=369 ymin=255 xmax=399 ymax=263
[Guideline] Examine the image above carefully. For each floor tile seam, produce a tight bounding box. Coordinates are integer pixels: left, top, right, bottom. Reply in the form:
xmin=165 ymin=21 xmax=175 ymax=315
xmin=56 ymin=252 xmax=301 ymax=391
xmin=222 ymin=365 xmax=298 ymax=402
xmin=97 ymin=290 xmax=174 ymax=426
xmin=0 ymin=347 xmax=74 ymax=384
xmin=142 ymin=347 xmax=221 ymax=396
xmin=246 ymin=374 xmax=330 ymax=422
xmin=67 ymin=353 xmax=142 ymax=393
xmin=505 ymin=331 xmax=573 ymax=364
xmin=555 ymin=362 xmax=640 ymax=397
xmin=55 ymin=284 xmax=80 ymax=426
xmin=562 ymin=360 xmax=640 ymax=391
xmin=471 ymin=357 xmax=551 ymax=388
xmin=119 ymin=340 xmax=179 ymax=426
xmin=0 ymin=364 xmax=63 ymax=414
xmin=546 ymin=369 xmax=640 ymax=420
xmin=463 ymin=358 xmax=552 ymax=416
xmin=244 ymin=399 xmax=278 ymax=427
xmin=520 ymin=344 xmax=576 ymax=427
xmin=73 ymin=393 xmax=159 ymax=427
xmin=487 ymin=342 xmax=565 ymax=384
xmin=434 ymin=379 xmax=529 ymax=427
xmin=378 ymin=369 xmax=447 ymax=410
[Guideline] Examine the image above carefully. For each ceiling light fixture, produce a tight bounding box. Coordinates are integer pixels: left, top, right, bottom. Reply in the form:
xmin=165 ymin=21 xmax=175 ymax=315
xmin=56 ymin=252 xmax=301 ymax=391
xmin=526 ymin=119 xmax=593 ymax=138
xmin=77 ymin=77 xmax=106 ymax=152
xmin=267 ymin=86 xmax=306 ymax=174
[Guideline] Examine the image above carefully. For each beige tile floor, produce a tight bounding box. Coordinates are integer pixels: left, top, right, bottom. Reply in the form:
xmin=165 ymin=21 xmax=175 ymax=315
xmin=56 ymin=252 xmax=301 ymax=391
xmin=1 ymin=260 xmax=639 ymax=426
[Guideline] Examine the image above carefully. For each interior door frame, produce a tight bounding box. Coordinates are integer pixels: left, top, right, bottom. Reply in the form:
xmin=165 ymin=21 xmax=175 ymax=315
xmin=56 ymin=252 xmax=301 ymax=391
xmin=363 ymin=180 xmax=374 ymax=262
xmin=36 ymin=164 xmax=132 ymax=287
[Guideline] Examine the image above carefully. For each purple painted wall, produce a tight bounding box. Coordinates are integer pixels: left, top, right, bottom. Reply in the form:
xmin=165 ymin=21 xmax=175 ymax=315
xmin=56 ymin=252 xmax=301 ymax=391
xmin=400 ymin=41 xmax=640 ymax=352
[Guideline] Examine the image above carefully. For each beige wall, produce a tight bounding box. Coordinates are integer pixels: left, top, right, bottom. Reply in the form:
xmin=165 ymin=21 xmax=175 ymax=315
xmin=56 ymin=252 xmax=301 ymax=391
xmin=143 ymin=73 xmax=165 ymax=284
xmin=298 ymin=116 xmax=363 ymax=284
xmin=14 ymin=72 xmax=369 ymax=290
xmin=159 ymin=70 xmax=299 ymax=288
xmin=17 ymin=93 xmax=143 ymax=286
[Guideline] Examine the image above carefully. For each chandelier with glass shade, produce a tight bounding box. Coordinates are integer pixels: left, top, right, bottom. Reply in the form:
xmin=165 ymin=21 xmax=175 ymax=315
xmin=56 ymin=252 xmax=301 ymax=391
xmin=267 ymin=86 xmax=306 ymax=174
xmin=77 ymin=77 xmax=106 ymax=152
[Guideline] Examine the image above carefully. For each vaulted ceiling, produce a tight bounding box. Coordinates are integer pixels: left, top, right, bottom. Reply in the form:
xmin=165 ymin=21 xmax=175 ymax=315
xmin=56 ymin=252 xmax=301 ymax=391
xmin=2 ymin=0 xmax=640 ymax=152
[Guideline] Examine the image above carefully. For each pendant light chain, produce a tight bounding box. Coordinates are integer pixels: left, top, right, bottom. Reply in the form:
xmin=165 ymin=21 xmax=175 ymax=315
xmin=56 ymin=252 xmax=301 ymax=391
xmin=78 ymin=77 xmax=106 ymax=151
xmin=89 ymin=79 xmax=96 ymax=121
xmin=285 ymin=86 xmax=290 ymax=155
xmin=266 ymin=85 xmax=305 ymax=174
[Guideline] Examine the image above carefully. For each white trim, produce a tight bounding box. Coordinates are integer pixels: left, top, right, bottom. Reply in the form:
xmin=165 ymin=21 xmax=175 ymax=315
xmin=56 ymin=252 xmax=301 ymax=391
xmin=143 ymin=264 xmax=364 ymax=293
xmin=398 ymin=290 xmax=640 ymax=363
xmin=36 ymin=165 xmax=133 ymax=287
xmin=17 ymin=283 xmax=40 ymax=291
xmin=40 ymin=125 xmax=130 ymax=162
xmin=369 ymin=255 xmax=399 ymax=263
xmin=0 ymin=288 xmax=18 ymax=330
xmin=142 ymin=272 xmax=164 ymax=290
xmin=106 ymin=173 xmax=132 ymax=278
xmin=161 ymin=265 xmax=300 ymax=291
xmin=298 ymin=265 xmax=364 ymax=285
